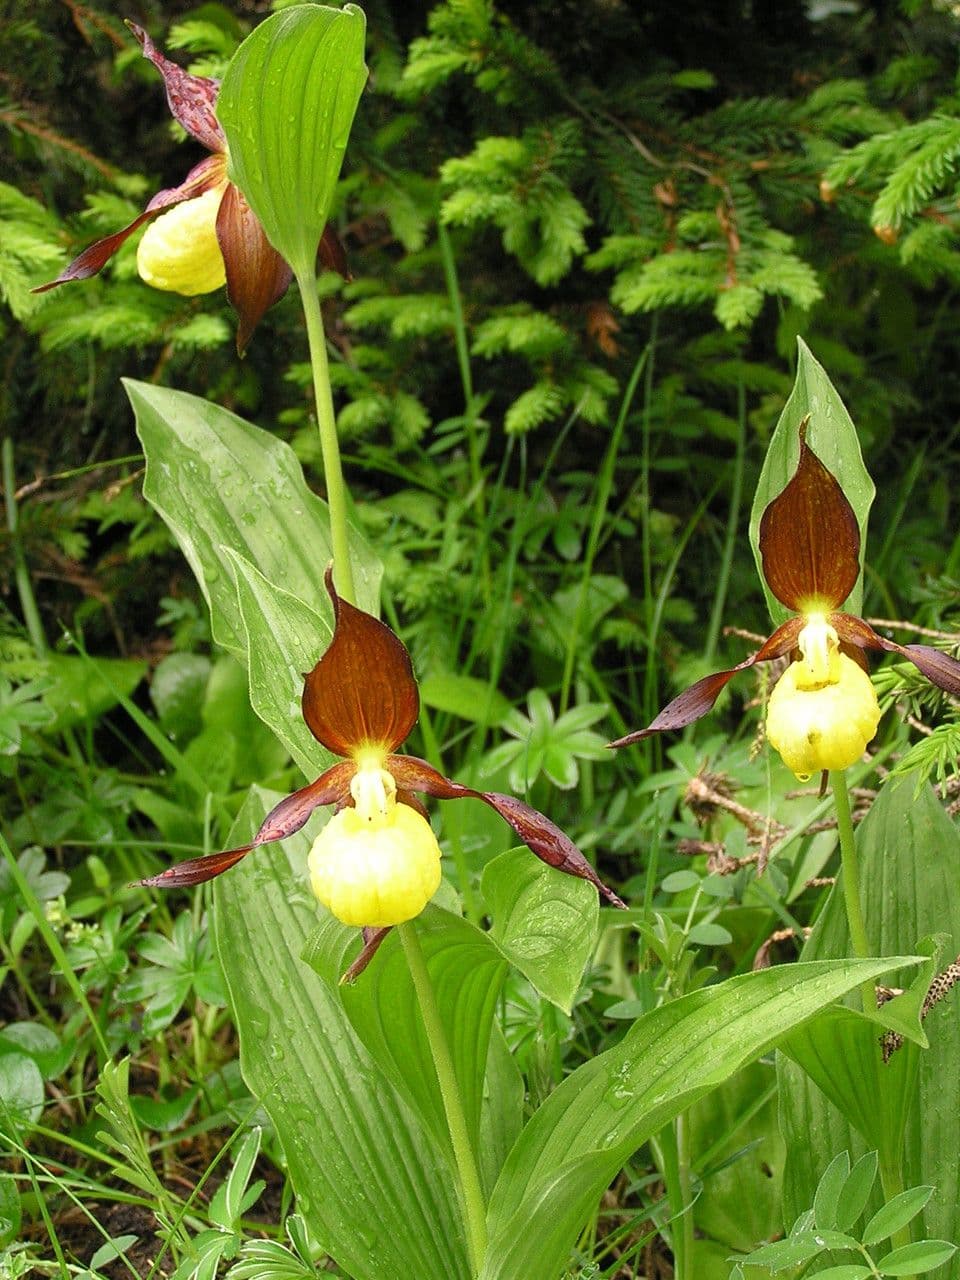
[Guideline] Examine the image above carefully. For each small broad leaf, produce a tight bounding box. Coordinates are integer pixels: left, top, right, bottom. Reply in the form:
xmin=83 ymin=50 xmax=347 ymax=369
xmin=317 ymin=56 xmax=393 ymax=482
xmin=482 ymin=847 xmax=598 ymax=1014
xmin=217 ymin=6 xmax=367 ymax=280
xmin=814 ymin=1150 xmax=851 ymax=1230
xmin=863 ymin=1186 xmax=934 ymax=1247
xmin=874 ymin=1240 xmax=958 ymax=1275
xmin=835 ymin=1151 xmax=879 ymax=1231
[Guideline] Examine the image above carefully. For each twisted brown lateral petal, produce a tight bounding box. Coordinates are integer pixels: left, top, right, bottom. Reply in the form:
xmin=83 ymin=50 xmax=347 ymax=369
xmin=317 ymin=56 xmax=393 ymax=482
xmin=302 ymin=567 xmax=420 ymax=757
xmin=137 ymin=760 xmax=354 ymax=888
xmin=217 ymin=184 xmax=294 ymax=355
xmin=388 ymin=754 xmax=626 ymax=909
xmin=610 ymin=617 xmax=803 ymax=746
xmin=759 ymin=425 xmax=861 ymax=613
xmin=33 ymin=155 xmax=224 ymax=292
xmin=127 ymin=22 xmax=223 ymax=152
xmin=834 ymin=614 xmax=960 ymax=698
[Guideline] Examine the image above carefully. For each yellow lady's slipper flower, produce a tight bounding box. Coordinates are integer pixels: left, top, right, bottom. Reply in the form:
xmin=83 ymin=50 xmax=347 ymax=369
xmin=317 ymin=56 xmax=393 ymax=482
xmin=611 ymin=423 xmax=960 ymax=778
xmin=140 ymin=569 xmax=623 ymax=968
xmin=34 ymin=25 xmax=347 ymax=352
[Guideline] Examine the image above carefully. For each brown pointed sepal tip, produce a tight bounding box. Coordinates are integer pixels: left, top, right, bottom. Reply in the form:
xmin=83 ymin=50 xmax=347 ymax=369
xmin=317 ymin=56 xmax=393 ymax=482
xmin=136 ymin=843 xmax=253 ymax=888
xmin=758 ymin=423 xmax=861 ymax=613
xmin=341 ymin=926 xmax=392 ymax=983
xmin=301 ymin=566 xmax=420 ymax=757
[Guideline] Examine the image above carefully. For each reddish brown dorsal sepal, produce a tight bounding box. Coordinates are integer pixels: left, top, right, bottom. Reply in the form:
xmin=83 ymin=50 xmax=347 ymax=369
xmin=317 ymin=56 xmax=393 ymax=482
xmin=137 ymin=763 xmax=351 ymax=890
xmin=759 ymin=422 xmax=860 ymax=613
xmin=609 ymin=617 xmax=803 ymax=746
xmin=302 ymin=568 xmax=420 ymax=757
xmin=217 ymin=184 xmax=293 ymax=355
xmin=388 ymin=754 xmax=626 ymax=908
xmin=127 ymin=22 xmax=224 ymax=153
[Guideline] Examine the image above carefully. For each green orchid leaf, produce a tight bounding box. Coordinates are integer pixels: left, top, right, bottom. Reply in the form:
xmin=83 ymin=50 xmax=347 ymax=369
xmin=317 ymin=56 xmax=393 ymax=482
xmin=128 ymin=379 xmax=380 ymax=772
xmin=128 ymin=379 xmax=379 ymax=653
xmin=480 ymin=955 xmax=919 ymax=1280
xmin=217 ymin=5 xmax=367 ymax=280
xmin=688 ymin=1062 xmax=786 ymax=1253
xmin=214 ymin=790 xmax=472 ymax=1280
xmin=303 ymin=905 xmax=509 ymax=1159
xmin=749 ymin=338 xmax=875 ymax=624
xmin=779 ymin=782 xmax=960 ymax=1276
xmin=482 ymin=847 xmax=598 ymax=1014
xmin=226 ymin=550 xmax=333 ymax=777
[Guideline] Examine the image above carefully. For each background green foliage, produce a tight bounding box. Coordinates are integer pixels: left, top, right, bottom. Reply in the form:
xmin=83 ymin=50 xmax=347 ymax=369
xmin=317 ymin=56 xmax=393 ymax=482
xmin=2 ymin=0 xmax=960 ymax=1275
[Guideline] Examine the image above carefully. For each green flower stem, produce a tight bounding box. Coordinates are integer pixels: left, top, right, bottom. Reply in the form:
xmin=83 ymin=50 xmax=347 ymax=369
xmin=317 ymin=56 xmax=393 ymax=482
xmin=398 ymin=920 xmax=487 ymax=1275
xmin=3 ymin=437 xmax=47 ymax=657
xmin=830 ymin=770 xmax=877 ymax=1014
xmin=297 ymin=270 xmax=356 ymax=607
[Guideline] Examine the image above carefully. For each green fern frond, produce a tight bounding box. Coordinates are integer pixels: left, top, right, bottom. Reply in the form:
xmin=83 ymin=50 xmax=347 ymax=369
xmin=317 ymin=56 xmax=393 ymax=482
xmin=338 ymin=395 xmax=390 ymax=439
xmin=714 ymin=284 xmax=764 ymax=330
xmin=610 ymin=250 xmax=720 ymax=314
xmin=167 ymin=19 xmax=240 ymax=61
xmin=887 ymin=720 xmax=960 ymax=789
xmin=504 ymin=380 xmax=565 ymax=434
xmin=471 ymin=307 xmax=568 ymax=359
xmin=344 ymin=293 xmax=453 ymax=339
xmin=872 ymin=115 xmax=960 ymax=228
xmin=170 ymin=314 xmax=231 ymax=350
xmin=899 ymin=221 xmax=960 ymax=285
xmin=560 ymin=362 xmax=619 ymax=426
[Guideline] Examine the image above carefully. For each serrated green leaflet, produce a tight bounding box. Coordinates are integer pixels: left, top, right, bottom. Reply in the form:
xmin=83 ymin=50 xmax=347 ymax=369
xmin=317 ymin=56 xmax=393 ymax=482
xmin=217 ymin=5 xmax=367 ymax=280
xmin=749 ymin=339 xmax=875 ymax=625
xmin=215 ymin=790 xmax=471 ymax=1280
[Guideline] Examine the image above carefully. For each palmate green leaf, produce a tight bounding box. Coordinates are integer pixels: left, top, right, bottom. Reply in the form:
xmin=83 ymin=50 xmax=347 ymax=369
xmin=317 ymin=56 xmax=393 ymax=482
xmin=482 ymin=848 xmax=597 ymax=1014
xmin=214 ymin=791 xmax=471 ymax=1280
xmin=748 ymin=339 xmax=875 ymax=625
xmin=481 ymin=955 xmax=917 ymax=1280
xmin=217 ymin=5 xmax=367 ymax=280
xmin=779 ymin=783 xmax=960 ymax=1278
